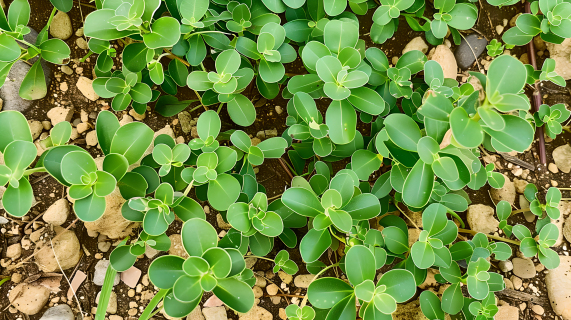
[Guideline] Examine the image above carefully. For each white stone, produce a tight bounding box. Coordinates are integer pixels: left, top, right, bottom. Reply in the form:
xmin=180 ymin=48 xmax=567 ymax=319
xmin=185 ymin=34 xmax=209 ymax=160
xmin=402 ymin=36 xmax=428 ymax=54
xmin=43 ymin=199 xmax=70 ymax=226
xmin=93 ymin=260 xmax=120 ymax=286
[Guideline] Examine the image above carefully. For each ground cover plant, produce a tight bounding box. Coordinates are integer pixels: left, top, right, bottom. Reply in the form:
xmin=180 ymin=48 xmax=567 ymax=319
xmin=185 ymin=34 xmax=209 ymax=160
xmin=2 ymin=0 xmax=571 ymax=319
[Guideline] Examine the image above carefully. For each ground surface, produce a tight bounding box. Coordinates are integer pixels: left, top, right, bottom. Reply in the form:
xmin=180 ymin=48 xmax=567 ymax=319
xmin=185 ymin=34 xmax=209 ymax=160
xmin=1 ymin=0 xmax=571 ymax=319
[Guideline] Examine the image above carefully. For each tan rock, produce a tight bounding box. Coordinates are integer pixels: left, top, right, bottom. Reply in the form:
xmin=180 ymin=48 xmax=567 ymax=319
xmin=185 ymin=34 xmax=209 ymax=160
xmin=43 ymin=199 xmax=70 ymax=226
xmin=512 ymin=258 xmax=535 ymax=279
xmin=86 ymin=130 xmax=98 ymax=146
xmin=76 ymin=77 xmax=99 ymax=101
xmin=294 ymin=274 xmax=314 ymax=288
xmin=6 ymin=243 xmax=21 ymax=259
xmin=28 ymin=120 xmax=43 ymax=140
xmin=168 ymin=234 xmax=189 ymax=259
xmin=546 ymin=39 xmax=571 ymax=80
xmin=513 ymin=178 xmax=528 ymax=194
xmin=238 ymin=306 xmax=272 ymax=320
xmin=430 ymin=45 xmax=458 ymax=79
xmin=553 ymin=144 xmax=571 ymax=173
xmin=546 ymin=256 xmax=571 ymax=319
xmin=467 ymin=204 xmax=499 ymax=234
xmin=402 ymin=36 xmax=428 ymax=55
xmin=47 ymin=107 xmax=74 ymax=126
xmin=495 ymin=305 xmax=519 ymax=320
xmin=490 ymin=174 xmax=516 ymax=205
xmin=34 ymin=226 xmax=81 ymax=272
xmin=50 ymin=11 xmax=72 ymax=40
xmin=84 ymin=187 xmax=138 ymax=239
xmin=9 ymin=283 xmax=50 ymax=315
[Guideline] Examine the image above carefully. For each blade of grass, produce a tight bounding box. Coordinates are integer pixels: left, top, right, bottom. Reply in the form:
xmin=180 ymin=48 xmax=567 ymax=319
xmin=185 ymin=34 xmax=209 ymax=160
xmin=95 ymin=237 xmax=128 ymax=320
xmin=138 ymin=288 xmax=169 ymax=320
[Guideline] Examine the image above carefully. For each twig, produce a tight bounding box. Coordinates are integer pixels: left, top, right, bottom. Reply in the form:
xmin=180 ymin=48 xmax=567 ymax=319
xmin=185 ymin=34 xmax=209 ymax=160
xmin=395 ymin=203 xmax=420 ymax=230
xmin=264 ymin=293 xmax=304 ymax=298
xmin=73 ymin=0 xmax=96 ymax=8
xmin=31 ymin=174 xmax=51 ymax=184
xmin=525 ymin=1 xmax=547 ymax=165
xmin=278 ymin=158 xmax=294 ymax=180
xmin=496 ymin=289 xmax=549 ymax=305
xmin=458 ymin=228 xmax=521 ymax=245
xmin=50 ymin=238 xmax=85 ymax=317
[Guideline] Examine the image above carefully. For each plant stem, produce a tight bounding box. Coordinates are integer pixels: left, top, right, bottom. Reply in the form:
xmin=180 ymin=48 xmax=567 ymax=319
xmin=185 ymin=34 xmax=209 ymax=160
xmin=216 ymin=103 xmax=225 ymax=114
xmin=138 ymin=289 xmax=168 ymax=320
xmin=24 ymin=167 xmax=47 ymax=176
xmin=329 ymin=227 xmax=346 ymax=244
xmin=246 ymin=255 xmax=275 ymax=262
xmin=300 ymin=263 xmax=340 ymax=307
xmin=446 ymin=208 xmax=466 ymax=228
xmin=79 ymin=50 xmax=94 ymax=63
xmin=458 ymin=228 xmax=521 ymax=245
xmin=510 ymin=208 xmax=531 ymax=216
xmin=183 ymin=180 xmax=194 ymax=197
xmin=0 ymin=277 xmax=10 ymax=287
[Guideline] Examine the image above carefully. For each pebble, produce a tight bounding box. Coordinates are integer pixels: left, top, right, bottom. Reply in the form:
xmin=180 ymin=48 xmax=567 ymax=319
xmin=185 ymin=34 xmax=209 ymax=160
xmin=202 ymin=306 xmax=227 ymax=320
xmin=430 ymin=45 xmax=458 ymax=79
xmin=266 ymin=284 xmax=279 ymax=295
xmin=49 ymin=11 xmax=73 ymax=40
xmin=532 ymin=304 xmax=544 ymax=315
xmin=546 ymin=256 xmax=571 ymax=319
xmin=6 ymin=243 xmax=22 ymax=259
xmin=511 ymin=275 xmax=522 ymax=290
xmin=512 ymin=258 xmax=536 ymax=279
xmin=548 ymin=163 xmax=559 ymax=173
xmin=278 ymin=271 xmax=293 ymax=284
xmin=98 ymin=242 xmax=111 ymax=252
xmin=86 ymin=131 xmax=98 ymax=146
xmin=95 ymin=291 xmax=117 ymax=314
xmin=467 ymin=204 xmax=499 ymax=234
xmin=43 ymin=199 xmax=70 ymax=226
xmin=499 ymin=260 xmax=513 ymax=273
xmin=39 ymin=305 xmax=74 ymax=320
xmin=275 ymin=106 xmax=283 ymax=114
xmin=553 ymin=144 xmax=571 ymax=173
xmin=76 ymin=38 xmax=88 ymax=50
xmin=76 ymin=77 xmax=99 ymax=101
xmin=47 ymin=106 xmax=74 ymax=126
xmin=294 ymin=274 xmax=314 ymax=288
xmin=402 ymin=36 xmax=428 ymax=54
xmin=93 ymin=260 xmax=120 ymax=286
xmin=61 ymin=66 xmax=73 ymax=75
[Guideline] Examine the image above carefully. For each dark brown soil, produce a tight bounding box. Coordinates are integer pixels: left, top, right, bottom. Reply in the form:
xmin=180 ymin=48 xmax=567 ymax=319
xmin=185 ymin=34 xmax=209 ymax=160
xmin=1 ymin=0 xmax=570 ymax=319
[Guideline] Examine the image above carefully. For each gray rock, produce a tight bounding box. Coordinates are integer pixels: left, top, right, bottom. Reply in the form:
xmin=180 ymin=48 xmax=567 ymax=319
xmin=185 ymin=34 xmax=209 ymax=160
xmin=498 ymin=260 xmax=513 ymax=273
xmin=93 ymin=260 xmax=120 ymax=286
xmin=454 ymin=34 xmax=488 ymax=69
xmin=39 ymin=305 xmax=74 ymax=320
xmin=0 ymin=29 xmax=52 ymax=112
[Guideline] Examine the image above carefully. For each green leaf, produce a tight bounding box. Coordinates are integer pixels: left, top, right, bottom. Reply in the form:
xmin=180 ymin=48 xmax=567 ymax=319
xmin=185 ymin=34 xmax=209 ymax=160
xmin=0 ymin=110 xmax=32 ymax=153
xmin=382 ymin=226 xmax=409 ymax=254
xmin=61 ymin=151 xmax=97 ymax=185
xmin=181 ymin=218 xmax=218 ymax=257
xmin=154 ymin=95 xmax=197 ymax=118
xmin=178 ymin=0 xmax=209 ymax=21
xmin=118 ymin=172 xmax=148 ymax=199
xmin=347 ymin=87 xmax=386 ymax=116
xmin=73 ymin=193 xmax=106 ymax=222
xmin=385 ymin=114 xmax=422 ymax=151
xmin=2 ymin=178 xmax=33 ymax=217
xmin=396 ymin=50 xmax=427 ymax=74
xmin=96 ymin=110 xmax=120 ymax=155
xmin=0 ymin=34 xmax=21 ymax=62
xmin=143 ymin=17 xmax=181 ymax=49
xmin=450 ymin=107 xmax=483 ymax=148
xmin=8 ymin=0 xmax=30 ymax=31
xmin=308 ymin=277 xmax=354 ymax=309
xmin=148 ymin=255 xmax=186 ymax=289
xmin=40 ymin=39 xmax=70 ymax=64
xmin=227 ymin=94 xmax=256 ymax=127
xmin=326 ymin=100 xmax=357 ymax=145
xmin=197 ymin=110 xmax=221 ymax=140
xmin=411 ymin=240 xmax=435 ymax=269
xmin=208 ymin=173 xmax=241 ymax=211
xmin=19 ymin=59 xmax=47 ymax=100
xmin=419 ymin=291 xmax=445 ymax=320
xmin=441 ymin=282 xmax=464 ymax=314
xmin=110 ymin=122 xmax=154 ymax=164
xmin=402 ymin=160 xmax=434 ymax=208
xmin=50 ymin=0 xmax=73 ymax=12
xmin=378 ymin=269 xmax=416 ymax=302
xmin=257 ymin=137 xmax=288 ymax=158
xmin=486 ymin=55 xmax=527 ymax=98
xmin=324 ymin=20 xmax=358 ymax=54
xmin=300 ymin=228 xmax=331 ymax=262
xmin=282 ymin=187 xmax=324 ymax=217
xmin=84 ymin=9 xmax=139 ymax=40
xmin=213 ymin=278 xmax=255 ymax=313
xmin=345 ymin=245 xmax=376 ymax=285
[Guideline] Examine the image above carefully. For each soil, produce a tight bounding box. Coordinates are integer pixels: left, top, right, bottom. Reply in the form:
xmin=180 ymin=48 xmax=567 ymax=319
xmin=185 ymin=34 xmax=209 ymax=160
xmin=1 ymin=0 xmax=570 ymax=319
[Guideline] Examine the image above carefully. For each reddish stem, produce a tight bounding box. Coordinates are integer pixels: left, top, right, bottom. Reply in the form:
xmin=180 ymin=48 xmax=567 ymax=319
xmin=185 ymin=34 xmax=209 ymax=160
xmin=525 ymin=1 xmax=547 ymax=165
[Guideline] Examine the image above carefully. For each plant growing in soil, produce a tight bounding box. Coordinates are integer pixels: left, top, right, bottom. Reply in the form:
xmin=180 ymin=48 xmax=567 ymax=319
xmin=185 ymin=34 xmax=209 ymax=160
xmin=503 ymin=1 xmax=571 ymax=45
xmin=0 ymin=0 xmax=71 ymax=100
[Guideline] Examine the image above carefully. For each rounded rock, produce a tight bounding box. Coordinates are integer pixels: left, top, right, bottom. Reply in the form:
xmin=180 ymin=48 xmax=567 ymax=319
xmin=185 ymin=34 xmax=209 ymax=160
xmin=49 ymin=11 xmax=73 ymax=40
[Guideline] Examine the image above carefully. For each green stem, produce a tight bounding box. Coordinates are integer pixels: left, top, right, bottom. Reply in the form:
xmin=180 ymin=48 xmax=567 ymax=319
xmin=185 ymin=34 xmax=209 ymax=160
xmin=193 ymin=31 xmax=233 ymax=36
xmin=329 ymin=227 xmax=346 ymax=244
xmin=216 ymin=103 xmax=225 ymax=114
xmin=510 ymin=208 xmax=531 ymax=216
xmin=24 ymin=167 xmax=47 ymax=176
xmin=189 ymin=104 xmax=203 ymax=113
xmin=0 ymin=277 xmax=10 ymax=287
xmin=458 ymin=228 xmax=521 ymax=245
xmin=44 ymin=8 xmax=57 ymax=31
xmin=138 ymin=289 xmax=168 ymax=320
xmin=200 ymin=62 xmax=207 ymax=72
xmin=183 ymin=180 xmax=194 ymax=197
xmin=79 ymin=50 xmax=94 ymax=63
xmin=246 ymin=255 xmax=275 ymax=262
xmin=446 ymin=208 xmax=465 ymax=228
xmin=300 ymin=263 xmax=340 ymax=307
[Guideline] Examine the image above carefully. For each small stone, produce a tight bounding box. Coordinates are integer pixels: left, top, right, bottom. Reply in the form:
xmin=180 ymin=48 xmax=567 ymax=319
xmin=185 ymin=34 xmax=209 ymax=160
xmin=279 ymin=308 xmax=287 ymax=320
xmin=512 ymin=258 xmax=536 ymax=279
xmin=34 ymin=227 xmax=81 ymax=272
xmin=9 ymin=283 xmax=50 ymax=315
xmin=495 ymin=305 xmax=519 ymax=320
xmin=202 ymin=306 xmax=227 ymax=320
xmin=6 ymin=243 xmax=22 ymax=259
xmin=203 ymin=295 xmax=224 ymax=308
xmin=178 ymin=111 xmax=196 ymax=134
xmin=28 ymin=120 xmax=43 ymax=140
xmin=513 ymin=179 xmax=528 ymax=194
xmin=43 ymin=199 xmax=70 ymax=226
xmin=98 ymin=242 xmax=111 ymax=252
xmin=467 ymin=204 xmax=499 ymax=234
xmin=238 ymin=306 xmax=272 ymax=320
xmin=455 ymin=34 xmax=488 ymax=69
xmin=76 ymin=28 xmax=84 ymax=37
xmin=188 ymin=307 xmax=205 ymax=320
xmin=217 ymin=214 xmax=232 ymax=230
xmin=76 ymin=38 xmax=88 ymax=50
xmin=11 ymin=273 xmax=22 ymax=283
xmin=548 ymin=163 xmax=559 ymax=173
xmin=39 ymin=304 xmax=74 ymax=320
xmin=430 ymin=45 xmax=458 ymax=79
xmin=129 ymin=109 xmax=146 ymax=121
xmin=253 ymin=285 xmax=263 ymax=298
xmin=553 ymin=144 xmax=571 ymax=173
xmin=496 ymin=25 xmax=504 ymax=35
xmin=61 ymin=65 xmax=73 ymax=75
xmin=77 ymin=122 xmax=89 ymax=134
xmin=546 ymin=256 xmax=571 ymax=319
xmin=490 ymin=174 xmax=516 ymax=205
xmin=168 ymin=234 xmax=189 ymax=259
xmin=511 ymin=167 xmax=523 ymax=176
xmin=511 ymin=276 xmax=522 ymax=290
xmin=42 ymin=121 xmax=52 ymax=130
xmin=50 ymin=11 xmax=73 ymax=40
xmin=86 ymin=131 xmax=98 ymax=146
xmin=499 ymin=260 xmax=513 ymax=273
xmin=266 ymin=284 xmax=279 ymax=295
xmin=294 ymin=274 xmax=313 ymax=288
xmin=531 ymin=304 xmax=544 ymax=315
xmin=77 ymin=77 xmax=99 ymax=101
xmin=47 ymin=107 xmax=74 ymax=126
xmin=93 ymin=260 xmax=120 ymax=286
xmin=275 ymin=106 xmax=283 ymax=114
xmin=278 ymin=271 xmax=293 ymax=284
xmin=402 ymin=36 xmax=428 ymax=54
